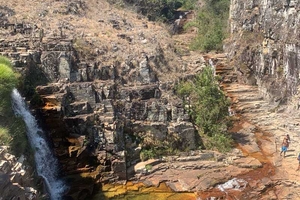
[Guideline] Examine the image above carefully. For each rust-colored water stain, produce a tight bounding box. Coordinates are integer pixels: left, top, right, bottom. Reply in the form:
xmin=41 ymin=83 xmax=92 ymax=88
xmin=97 ymin=61 xmax=277 ymax=200
xmin=196 ymin=118 xmax=276 ymax=199
xmin=43 ymin=102 xmax=60 ymax=110
xmin=96 ymin=182 xmax=197 ymax=200
xmin=197 ymin=77 xmax=276 ymax=199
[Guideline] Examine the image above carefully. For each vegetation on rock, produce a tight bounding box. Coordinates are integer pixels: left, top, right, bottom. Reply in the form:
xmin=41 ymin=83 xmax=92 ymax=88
xmin=184 ymin=0 xmax=230 ymax=51
xmin=0 ymin=56 xmax=28 ymax=156
xmin=176 ymin=66 xmax=233 ymax=152
xmin=111 ymin=0 xmax=230 ymax=51
xmin=109 ymin=0 xmax=196 ymax=21
xmin=0 ymin=57 xmax=18 ymax=106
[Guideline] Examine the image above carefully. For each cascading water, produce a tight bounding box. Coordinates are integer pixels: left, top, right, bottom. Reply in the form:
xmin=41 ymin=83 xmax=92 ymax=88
xmin=11 ymin=89 xmax=66 ymax=200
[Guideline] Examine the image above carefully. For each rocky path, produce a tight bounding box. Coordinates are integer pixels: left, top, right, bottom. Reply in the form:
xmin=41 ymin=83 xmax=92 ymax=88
xmin=100 ymin=43 xmax=300 ymax=199
xmin=120 ymin=50 xmax=300 ymax=199
xmin=215 ymin=56 xmax=300 ymax=199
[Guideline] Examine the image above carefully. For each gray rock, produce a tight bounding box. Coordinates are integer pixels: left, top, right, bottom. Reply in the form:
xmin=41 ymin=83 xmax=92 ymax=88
xmin=226 ymin=0 xmax=300 ymax=103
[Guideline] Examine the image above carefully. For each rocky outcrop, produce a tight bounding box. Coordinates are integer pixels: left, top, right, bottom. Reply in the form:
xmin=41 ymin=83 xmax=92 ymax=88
xmin=226 ymin=0 xmax=300 ymax=104
xmin=0 ymin=0 xmax=206 ymax=198
xmin=2 ymin=0 xmax=299 ymax=199
xmin=34 ymin=41 xmax=196 ymax=198
xmin=217 ymin=57 xmax=300 ymax=199
xmin=100 ymin=148 xmax=263 ymax=198
xmin=33 ymin=52 xmax=197 ymax=180
xmin=0 ymin=146 xmax=37 ymax=200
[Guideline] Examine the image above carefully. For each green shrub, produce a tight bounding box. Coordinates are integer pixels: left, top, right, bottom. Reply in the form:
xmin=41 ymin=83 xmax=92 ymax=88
xmin=0 ymin=61 xmax=18 ymax=113
xmin=139 ymin=145 xmax=176 ymax=161
xmin=0 ymin=56 xmax=13 ymax=68
xmin=176 ymin=66 xmax=233 ymax=152
xmin=140 ymin=149 xmax=156 ymax=161
xmin=73 ymin=38 xmax=95 ymax=60
xmin=0 ymin=64 xmax=18 ymax=93
xmin=205 ymin=132 xmax=233 ymax=153
xmin=0 ymin=127 xmax=11 ymax=145
xmin=145 ymin=164 xmax=153 ymax=170
xmin=181 ymin=0 xmax=198 ymax=10
xmin=0 ymin=56 xmax=28 ymax=156
xmin=114 ymin=0 xmax=184 ymax=21
xmin=184 ymin=0 xmax=230 ymax=52
xmin=176 ymin=80 xmax=193 ymax=97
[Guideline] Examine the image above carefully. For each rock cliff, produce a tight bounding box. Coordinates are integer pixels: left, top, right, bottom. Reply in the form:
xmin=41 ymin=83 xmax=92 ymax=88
xmin=0 ymin=0 xmax=203 ymax=198
xmin=2 ymin=0 xmax=299 ymax=199
xmin=226 ymin=0 xmax=300 ymax=104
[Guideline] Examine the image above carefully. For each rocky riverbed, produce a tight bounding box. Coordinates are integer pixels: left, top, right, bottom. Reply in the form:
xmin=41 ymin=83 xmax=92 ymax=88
xmin=0 ymin=0 xmax=299 ymax=199
xmin=95 ymin=54 xmax=300 ymax=199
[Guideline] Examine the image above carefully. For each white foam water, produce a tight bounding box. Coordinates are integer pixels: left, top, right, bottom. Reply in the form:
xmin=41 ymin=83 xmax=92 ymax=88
xmin=217 ymin=178 xmax=247 ymax=192
xmin=11 ymin=89 xmax=66 ymax=200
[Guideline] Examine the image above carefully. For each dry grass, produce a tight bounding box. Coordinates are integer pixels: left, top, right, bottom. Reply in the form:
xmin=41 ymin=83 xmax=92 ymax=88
xmin=0 ymin=0 xmax=198 ymax=83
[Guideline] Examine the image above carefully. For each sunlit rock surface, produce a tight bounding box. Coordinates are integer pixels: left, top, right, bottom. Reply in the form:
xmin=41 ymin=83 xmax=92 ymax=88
xmin=226 ymin=0 xmax=300 ymax=104
xmin=0 ymin=146 xmax=37 ymax=200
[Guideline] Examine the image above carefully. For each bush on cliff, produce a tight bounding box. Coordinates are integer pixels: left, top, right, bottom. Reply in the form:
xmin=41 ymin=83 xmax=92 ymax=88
xmin=109 ymin=0 xmax=229 ymax=51
xmin=0 ymin=56 xmax=28 ymax=156
xmin=176 ymin=66 xmax=233 ymax=152
xmin=109 ymin=0 xmax=191 ymax=21
xmin=184 ymin=0 xmax=230 ymax=51
xmin=0 ymin=57 xmax=18 ymax=112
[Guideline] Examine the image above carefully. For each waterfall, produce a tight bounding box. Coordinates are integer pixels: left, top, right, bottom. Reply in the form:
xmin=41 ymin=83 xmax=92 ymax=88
xmin=11 ymin=89 xmax=66 ymax=200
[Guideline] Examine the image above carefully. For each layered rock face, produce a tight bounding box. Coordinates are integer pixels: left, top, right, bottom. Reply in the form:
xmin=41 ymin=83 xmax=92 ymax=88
xmin=0 ymin=146 xmax=37 ymax=200
xmin=33 ymin=38 xmax=196 ymax=182
xmin=226 ymin=0 xmax=300 ymax=103
xmin=0 ymin=0 xmax=204 ymax=198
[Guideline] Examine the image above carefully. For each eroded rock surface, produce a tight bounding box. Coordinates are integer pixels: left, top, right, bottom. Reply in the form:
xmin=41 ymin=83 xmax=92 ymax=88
xmin=1 ymin=0 xmax=299 ymax=199
xmin=224 ymin=1 xmax=300 ymax=198
xmin=0 ymin=146 xmax=37 ymax=200
xmin=226 ymin=0 xmax=300 ymax=103
xmin=0 ymin=0 xmax=202 ymax=198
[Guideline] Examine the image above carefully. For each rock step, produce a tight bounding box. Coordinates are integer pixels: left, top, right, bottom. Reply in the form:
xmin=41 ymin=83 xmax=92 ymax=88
xmin=64 ymin=113 xmax=94 ymax=121
xmin=222 ymin=77 xmax=237 ymax=84
xmin=238 ymin=103 xmax=266 ymax=108
xmin=246 ymin=112 xmax=274 ymax=119
xmin=224 ymin=88 xmax=258 ymax=94
xmin=224 ymin=84 xmax=258 ymax=90
xmin=242 ymin=115 xmax=274 ymax=124
xmin=169 ymin=161 xmax=226 ymax=170
xmin=235 ymin=102 xmax=267 ymax=111
xmin=214 ymin=54 xmax=300 ymax=198
xmin=225 ymin=86 xmax=258 ymax=91
xmin=216 ymin=70 xmax=232 ymax=75
xmin=216 ymin=65 xmax=233 ymax=70
xmin=216 ymin=71 xmax=233 ymax=75
xmin=251 ymin=121 xmax=277 ymax=128
xmin=237 ymin=96 xmax=264 ymax=102
xmin=239 ymin=108 xmax=269 ymax=114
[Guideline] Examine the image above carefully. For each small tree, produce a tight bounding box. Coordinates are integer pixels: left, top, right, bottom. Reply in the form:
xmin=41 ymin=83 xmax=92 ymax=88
xmin=192 ymin=67 xmax=230 ymax=135
xmin=184 ymin=0 xmax=230 ymax=51
xmin=177 ymin=66 xmax=233 ymax=152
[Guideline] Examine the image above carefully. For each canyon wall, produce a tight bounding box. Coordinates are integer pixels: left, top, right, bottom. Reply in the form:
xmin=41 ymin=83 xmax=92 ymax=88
xmin=0 ymin=1 xmax=203 ymax=198
xmin=4 ymin=0 xmax=299 ymax=198
xmin=225 ymin=0 xmax=300 ymax=104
